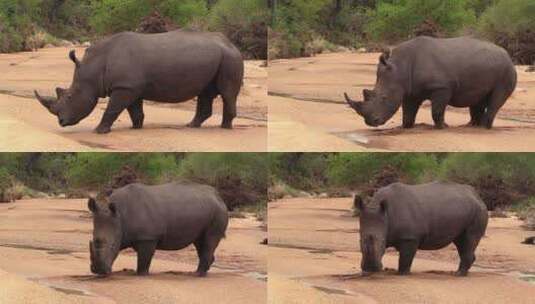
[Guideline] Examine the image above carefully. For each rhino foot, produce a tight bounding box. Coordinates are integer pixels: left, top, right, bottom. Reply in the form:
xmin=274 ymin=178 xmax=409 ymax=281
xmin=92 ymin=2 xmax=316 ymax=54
xmin=196 ymin=270 xmax=208 ymax=277
xmin=95 ymin=125 xmax=111 ymax=134
xmin=187 ymin=121 xmax=202 ymax=128
xmin=454 ymin=270 xmax=468 ymax=277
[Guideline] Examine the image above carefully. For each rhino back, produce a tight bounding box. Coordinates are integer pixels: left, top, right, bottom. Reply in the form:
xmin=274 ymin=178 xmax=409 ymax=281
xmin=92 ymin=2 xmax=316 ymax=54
xmin=392 ymin=36 xmax=516 ymax=106
xmin=110 ymin=182 xmax=228 ymax=247
xmin=378 ymin=182 xmax=487 ymax=249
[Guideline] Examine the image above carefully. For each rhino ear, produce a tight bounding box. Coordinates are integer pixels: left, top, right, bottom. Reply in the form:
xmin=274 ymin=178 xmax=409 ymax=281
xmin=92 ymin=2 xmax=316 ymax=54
xmin=379 ymin=200 xmax=387 ymax=214
xmin=379 ymin=50 xmax=392 ymax=69
xmin=109 ymin=203 xmax=117 ymax=216
xmin=354 ymin=195 xmax=364 ymax=210
xmin=69 ymin=50 xmax=81 ymax=68
xmin=88 ymin=197 xmax=97 ymax=213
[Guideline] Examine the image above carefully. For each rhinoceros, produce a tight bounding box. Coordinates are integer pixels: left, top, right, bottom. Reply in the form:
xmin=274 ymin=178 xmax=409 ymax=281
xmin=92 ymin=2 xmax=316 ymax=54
xmin=355 ymin=181 xmax=488 ymax=276
xmin=344 ymin=36 xmax=517 ymax=129
xmin=35 ymin=30 xmax=244 ymax=134
xmin=88 ymin=182 xmax=228 ymax=276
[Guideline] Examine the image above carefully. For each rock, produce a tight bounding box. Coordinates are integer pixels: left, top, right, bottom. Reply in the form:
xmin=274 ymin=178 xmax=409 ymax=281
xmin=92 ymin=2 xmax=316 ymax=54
xmin=57 ymin=193 xmax=66 ymax=199
xmin=82 ymin=41 xmax=91 ymax=47
xmin=43 ymin=43 xmax=55 ymax=49
xmin=318 ymin=193 xmax=328 ymax=198
xmin=357 ymin=47 xmax=367 ymax=53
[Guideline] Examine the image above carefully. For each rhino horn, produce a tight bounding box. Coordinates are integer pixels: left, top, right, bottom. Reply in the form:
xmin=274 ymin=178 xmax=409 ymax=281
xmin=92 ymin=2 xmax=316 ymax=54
xmin=344 ymin=92 xmax=365 ymax=116
xmin=34 ymin=90 xmax=58 ymax=115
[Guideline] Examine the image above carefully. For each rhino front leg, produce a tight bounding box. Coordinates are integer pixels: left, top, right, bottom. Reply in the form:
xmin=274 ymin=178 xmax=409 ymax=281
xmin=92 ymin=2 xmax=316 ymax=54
xmin=127 ymin=99 xmax=144 ymax=129
xmin=402 ymin=100 xmax=423 ymax=128
xmin=134 ymin=241 xmax=157 ymax=276
xmin=95 ymin=90 xmax=137 ymax=134
xmin=397 ymin=241 xmax=418 ymax=275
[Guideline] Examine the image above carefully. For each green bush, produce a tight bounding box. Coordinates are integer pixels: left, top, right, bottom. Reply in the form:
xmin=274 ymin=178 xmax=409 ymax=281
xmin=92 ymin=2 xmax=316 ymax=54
xmin=366 ymin=0 xmax=477 ymax=43
xmin=477 ymin=0 xmax=535 ymax=64
xmin=208 ymin=0 xmax=267 ymax=59
xmin=438 ymin=153 xmax=535 ymax=194
xmin=66 ymin=153 xmax=180 ymax=189
xmin=179 ymin=153 xmax=267 ymax=209
xmin=327 ymin=153 xmax=439 ymax=188
xmin=269 ymin=153 xmax=330 ymax=191
xmin=0 ymin=0 xmax=41 ymax=52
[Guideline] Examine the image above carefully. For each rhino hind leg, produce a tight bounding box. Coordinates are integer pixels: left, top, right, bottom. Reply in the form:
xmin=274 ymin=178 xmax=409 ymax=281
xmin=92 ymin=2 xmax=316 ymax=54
xmin=188 ymin=87 xmax=217 ymax=128
xmin=194 ymin=233 xmax=222 ymax=277
xmin=468 ymin=102 xmax=487 ymax=126
xmin=127 ymin=99 xmax=144 ymax=129
xmin=482 ymin=87 xmax=510 ymax=129
xmin=134 ymin=240 xmax=157 ymax=275
xmin=453 ymin=232 xmax=481 ymax=276
xmin=397 ymin=241 xmax=418 ymax=275
xmin=221 ymin=95 xmax=237 ymax=129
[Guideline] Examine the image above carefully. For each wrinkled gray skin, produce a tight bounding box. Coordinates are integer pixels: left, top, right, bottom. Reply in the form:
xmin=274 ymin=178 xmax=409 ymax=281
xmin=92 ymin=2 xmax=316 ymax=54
xmin=88 ymin=182 xmax=228 ymax=277
xmin=35 ymin=30 xmax=244 ymax=134
xmin=344 ymin=36 xmax=517 ymax=129
xmin=355 ymin=181 xmax=488 ymax=276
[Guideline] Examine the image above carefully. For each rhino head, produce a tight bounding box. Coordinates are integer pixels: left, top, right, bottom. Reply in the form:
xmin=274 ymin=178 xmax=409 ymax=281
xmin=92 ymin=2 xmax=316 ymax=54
xmin=35 ymin=50 xmax=99 ymax=127
xmin=344 ymin=50 xmax=405 ymax=127
xmin=354 ymin=195 xmax=387 ymax=274
xmin=88 ymin=197 xmax=122 ymax=276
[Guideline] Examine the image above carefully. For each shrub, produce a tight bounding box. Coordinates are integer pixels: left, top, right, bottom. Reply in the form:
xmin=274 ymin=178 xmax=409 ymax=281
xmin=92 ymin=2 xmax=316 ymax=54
xmin=66 ymin=153 xmax=180 ymax=189
xmin=179 ymin=153 xmax=268 ymax=210
xmin=478 ymin=0 xmax=535 ymax=64
xmin=366 ymin=0 xmax=476 ymax=43
xmin=327 ymin=153 xmax=440 ymax=188
xmin=208 ymin=0 xmax=268 ymax=59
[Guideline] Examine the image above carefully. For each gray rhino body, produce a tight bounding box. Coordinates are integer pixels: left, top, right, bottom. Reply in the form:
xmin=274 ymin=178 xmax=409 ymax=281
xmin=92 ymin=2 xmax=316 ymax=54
xmin=89 ymin=182 xmax=228 ymax=276
xmin=345 ymin=36 xmax=517 ymax=129
xmin=36 ymin=30 xmax=244 ymax=133
xmin=355 ymin=181 xmax=488 ymax=276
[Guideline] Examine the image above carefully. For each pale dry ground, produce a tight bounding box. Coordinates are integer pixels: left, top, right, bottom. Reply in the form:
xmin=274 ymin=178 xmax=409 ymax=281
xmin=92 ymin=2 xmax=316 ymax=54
xmin=268 ymin=52 xmax=535 ymax=152
xmin=0 ymin=199 xmax=267 ymax=304
xmin=268 ymin=198 xmax=535 ymax=304
xmin=0 ymin=47 xmax=267 ymax=152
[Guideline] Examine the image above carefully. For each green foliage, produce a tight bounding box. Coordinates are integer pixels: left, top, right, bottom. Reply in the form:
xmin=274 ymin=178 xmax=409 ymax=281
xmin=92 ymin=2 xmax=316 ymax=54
xmin=66 ymin=153 xmax=180 ymax=188
xmin=90 ymin=0 xmax=208 ymax=34
xmin=0 ymin=0 xmax=41 ymax=52
xmin=478 ymin=0 xmax=535 ymax=36
xmin=180 ymin=153 xmax=268 ymax=193
xmin=269 ymin=153 xmax=330 ymax=190
xmin=0 ymin=167 xmax=12 ymax=192
xmin=365 ymin=0 xmax=476 ymax=43
xmin=208 ymin=0 xmax=267 ymax=59
xmin=327 ymin=153 xmax=439 ymax=187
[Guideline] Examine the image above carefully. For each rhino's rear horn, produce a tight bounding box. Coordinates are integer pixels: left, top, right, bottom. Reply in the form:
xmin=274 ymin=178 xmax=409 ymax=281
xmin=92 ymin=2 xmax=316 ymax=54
xmin=344 ymin=92 xmax=364 ymax=115
xmin=34 ymin=90 xmax=58 ymax=115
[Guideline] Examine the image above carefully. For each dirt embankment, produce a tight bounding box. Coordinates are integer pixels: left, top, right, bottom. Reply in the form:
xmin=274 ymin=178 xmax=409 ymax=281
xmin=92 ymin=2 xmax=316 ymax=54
xmin=0 ymin=47 xmax=267 ymax=152
xmin=0 ymin=199 xmax=267 ymax=304
xmin=268 ymin=197 xmax=535 ymax=304
xmin=268 ymin=52 xmax=535 ymax=152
